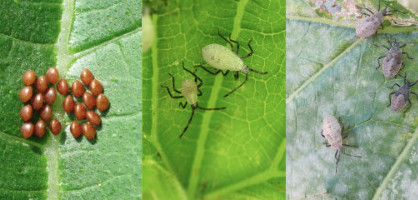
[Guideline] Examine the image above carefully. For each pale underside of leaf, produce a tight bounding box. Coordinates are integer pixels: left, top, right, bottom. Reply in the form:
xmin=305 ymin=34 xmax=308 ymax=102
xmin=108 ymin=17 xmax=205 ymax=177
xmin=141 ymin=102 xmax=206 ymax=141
xmin=286 ymin=1 xmax=418 ymax=199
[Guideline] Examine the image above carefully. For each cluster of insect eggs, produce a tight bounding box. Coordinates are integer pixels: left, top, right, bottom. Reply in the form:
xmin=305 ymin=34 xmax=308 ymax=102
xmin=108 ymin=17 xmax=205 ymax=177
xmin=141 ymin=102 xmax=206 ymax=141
xmin=19 ymin=68 xmax=62 ymax=138
xmin=19 ymin=68 xmax=109 ymax=140
xmin=61 ymin=69 xmax=110 ymax=140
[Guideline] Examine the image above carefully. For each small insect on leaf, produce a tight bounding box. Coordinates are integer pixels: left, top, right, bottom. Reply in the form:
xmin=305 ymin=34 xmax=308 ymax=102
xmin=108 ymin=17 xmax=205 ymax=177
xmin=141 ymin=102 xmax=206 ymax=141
xmin=388 ymin=73 xmax=417 ymax=114
xmin=321 ymin=115 xmax=361 ymax=173
xmin=376 ymin=34 xmax=413 ymax=78
xmin=197 ymin=29 xmax=267 ymax=97
xmin=161 ymin=63 xmax=226 ymax=138
xmin=356 ymin=0 xmax=396 ymax=38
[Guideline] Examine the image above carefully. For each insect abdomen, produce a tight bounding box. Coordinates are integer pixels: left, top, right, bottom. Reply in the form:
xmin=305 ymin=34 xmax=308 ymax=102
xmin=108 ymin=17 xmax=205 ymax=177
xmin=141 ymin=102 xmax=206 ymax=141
xmin=391 ymin=94 xmax=407 ymax=111
xmin=322 ymin=115 xmax=343 ymax=149
xmin=181 ymin=79 xmax=198 ymax=105
xmin=356 ymin=13 xmax=384 ymax=38
xmin=202 ymin=44 xmax=244 ymax=71
xmin=382 ymin=53 xmax=402 ymax=78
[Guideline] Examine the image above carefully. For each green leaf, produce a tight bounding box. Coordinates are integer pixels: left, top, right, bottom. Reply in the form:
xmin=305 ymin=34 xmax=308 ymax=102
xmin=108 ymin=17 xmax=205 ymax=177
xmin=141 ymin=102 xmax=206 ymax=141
xmin=0 ymin=0 xmax=141 ymax=199
xmin=287 ymin=0 xmax=418 ymax=199
xmin=143 ymin=0 xmax=286 ymax=199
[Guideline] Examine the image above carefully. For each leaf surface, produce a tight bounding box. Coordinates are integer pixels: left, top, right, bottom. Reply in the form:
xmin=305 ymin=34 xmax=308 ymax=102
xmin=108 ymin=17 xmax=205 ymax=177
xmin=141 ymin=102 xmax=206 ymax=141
xmin=143 ymin=0 xmax=286 ymax=199
xmin=0 ymin=0 xmax=142 ymax=199
xmin=286 ymin=0 xmax=418 ymax=199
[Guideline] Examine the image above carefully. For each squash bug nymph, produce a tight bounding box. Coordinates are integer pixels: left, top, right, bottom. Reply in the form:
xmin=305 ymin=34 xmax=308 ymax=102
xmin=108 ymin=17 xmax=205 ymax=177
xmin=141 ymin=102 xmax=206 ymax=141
xmin=376 ymin=34 xmax=413 ymax=78
xmin=388 ymin=73 xmax=417 ymax=114
xmin=321 ymin=115 xmax=361 ymax=174
xmin=161 ymin=63 xmax=226 ymax=138
xmin=356 ymin=0 xmax=398 ymax=38
xmin=196 ymin=29 xmax=267 ymax=97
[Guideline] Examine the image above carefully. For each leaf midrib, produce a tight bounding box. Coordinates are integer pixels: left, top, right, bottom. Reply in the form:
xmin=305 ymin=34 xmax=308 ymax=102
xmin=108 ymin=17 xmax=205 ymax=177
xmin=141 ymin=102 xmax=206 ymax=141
xmin=44 ymin=0 xmax=76 ymax=199
xmin=185 ymin=0 xmax=250 ymax=198
xmin=286 ymin=16 xmax=418 ymax=199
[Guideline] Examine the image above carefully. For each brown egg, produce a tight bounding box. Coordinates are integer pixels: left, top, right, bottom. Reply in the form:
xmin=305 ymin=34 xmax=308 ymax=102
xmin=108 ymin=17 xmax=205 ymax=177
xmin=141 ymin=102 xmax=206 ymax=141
xmin=46 ymin=67 xmax=59 ymax=84
xmin=57 ymin=79 xmax=69 ymax=95
xmin=70 ymin=121 xmax=82 ymax=138
xmin=96 ymin=94 xmax=110 ymax=111
xmin=49 ymin=119 xmax=61 ymax=135
xmin=44 ymin=87 xmax=56 ymax=104
xmin=63 ymin=95 xmax=75 ymax=113
xmin=22 ymin=70 xmax=36 ymax=85
xmin=74 ymin=103 xmax=86 ymax=120
xmin=21 ymin=122 xmax=34 ymax=138
xmin=35 ymin=76 xmax=48 ymax=93
xmin=72 ymin=80 xmax=85 ymax=97
xmin=90 ymin=79 xmax=103 ymax=96
xmin=86 ymin=111 xmax=101 ymax=125
xmin=20 ymin=104 xmax=33 ymax=121
xmin=80 ymin=69 xmax=94 ymax=85
xmin=82 ymin=92 xmax=96 ymax=109
xmin=31 ymin=93 xmax=44 ymax=110
xmin=35 ymin=120 xmax=46 ymax=138
xmin=19 ymin=86 xmax=33 ymax=102
xmin=82 ymin=123 xmax=96 ymax=140
xmin=40 ymin=105 xmax=52 ymax=121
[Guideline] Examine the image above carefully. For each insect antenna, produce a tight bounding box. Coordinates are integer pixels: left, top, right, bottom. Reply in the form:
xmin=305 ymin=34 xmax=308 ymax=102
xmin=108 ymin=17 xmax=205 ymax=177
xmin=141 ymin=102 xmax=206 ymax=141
xmin=341 ymin=149 xmax=361 ymax=158
xmin=179 ymin=108 xmax=196 ymax=138
xmin=249 ymin=68 xmax=268 ymax=74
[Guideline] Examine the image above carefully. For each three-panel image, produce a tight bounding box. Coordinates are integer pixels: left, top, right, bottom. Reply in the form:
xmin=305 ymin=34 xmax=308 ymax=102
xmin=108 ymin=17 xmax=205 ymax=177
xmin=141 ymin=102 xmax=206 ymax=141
xmin=0 ymin=0 xmax=416 ymax=199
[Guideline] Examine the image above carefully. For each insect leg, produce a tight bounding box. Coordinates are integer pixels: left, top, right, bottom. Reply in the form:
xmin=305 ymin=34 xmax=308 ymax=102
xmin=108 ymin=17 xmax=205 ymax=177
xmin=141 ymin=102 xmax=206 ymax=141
xmin=161 ymin=85 xmax=183 ymax=99
xmin=218 ymin=29 xmax=234 ymax=50
xmin=179 ymin=102 xmax=188 ymax=109
xmin=241 ymin=39 xmax=253 ymax=59
xmin=360 ymin=12 xmax=370 ymax=17
xmin=387 ymin=91 xmax=395 ymax=107
xmin=335 ymin=150 xmax=340 ymax=174
xmin=224 ymin=73 xmax=248 ymax=97
xmin=194 ymin=65 xmax=230 ymax=76
xmin=402 ymin=52 xmax=413 ymax=59
xmin=179 ymin=108 xmax=196 ymax=138
xmin=234 ymin=72 xmax=240 ymax=80
xmin=388 ymin=83 xmax=401 ymax=89
xmin=342 ymin=128 xmax=351 ymax=139
xmin=384 ymin=34 xmax=392 ymax=46
xmin=376 ymin=56 xmax=385 ymax=69
xmin=364 ymin=7 xmax=375 ymax=15
xmin=184 ymin=63 xmax=203 ymax=88
xmin=341 ymin=149 xmax=361 ymax=158
xmin=168 ymin=73 xmax=181 ymax=93
xmin=411 ymin=92 xmax=418 ymax=100
xmin=403 ymin=98 xmax=412 ymax=114
xmin=321 ymin=131 xmax=325 ymax=138
xmin=398 ymin=43 xmax=406 ymax=48
xmin=197 ymin=89 xmax=203 ymax=96
xmin=343 ymin=144 xmax=358 ymax=148
xmin=229 ymin=34 xmax=240 ymax=54
xmin=380 ymin=45 xmax=390 ymax=51
xmin=410 ymin=80 xmax=418 ymax=87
